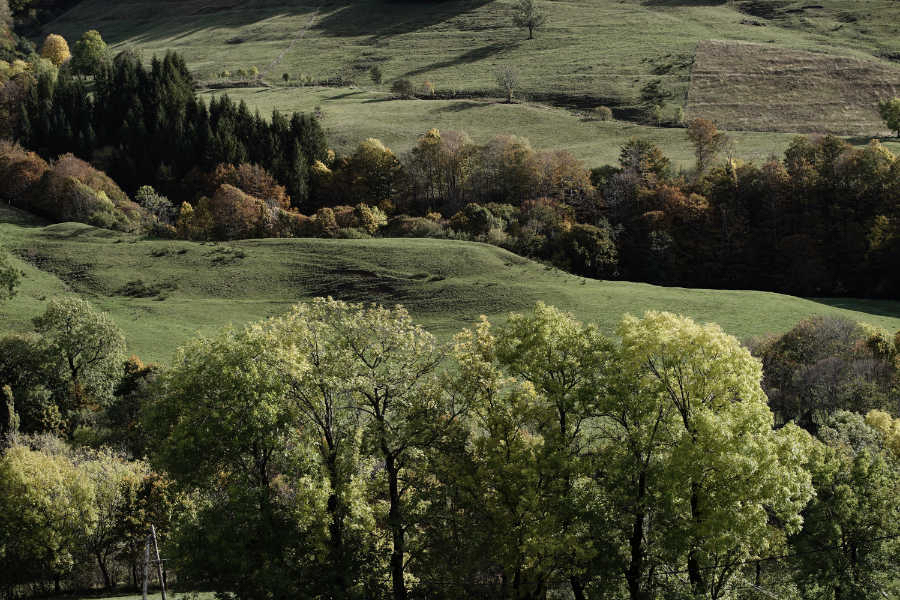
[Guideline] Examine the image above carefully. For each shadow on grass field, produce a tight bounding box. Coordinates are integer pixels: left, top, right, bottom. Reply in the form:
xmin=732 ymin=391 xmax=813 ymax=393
xmin=3 ymin=207 xmax=900 ymax=364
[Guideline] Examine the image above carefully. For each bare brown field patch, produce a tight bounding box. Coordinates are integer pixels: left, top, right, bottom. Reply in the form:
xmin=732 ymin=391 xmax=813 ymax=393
xmin=686 ymin=40 xmax=900 ymax=135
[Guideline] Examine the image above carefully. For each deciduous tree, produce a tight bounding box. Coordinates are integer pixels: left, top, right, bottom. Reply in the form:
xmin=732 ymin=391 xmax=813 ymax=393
xmin=40 ymin=34 xmax=71 ymax=67
xmin=71 ymin=30 xmax=109 ymax=76
xmin=495 ymin=64 xmax=519 ymax=103
xmin=32 ymin=297 xmax=126 ymax=431
xmin=878 ymin=97 xmax=900 ymax=138
xmin=512 ymin=0 xmax=547 ymax=39
xmin=687 ymin=117 xmax=729 ymax=175
xmin=0 ymin=250 xmax=21 ymax=303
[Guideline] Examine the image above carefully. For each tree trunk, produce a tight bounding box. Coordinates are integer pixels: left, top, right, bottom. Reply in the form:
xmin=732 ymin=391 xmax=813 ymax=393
xmin=687 ymin=486 xmax=705 ymax=596
xmin=96 ymin=550 xmax=112 ymax=589
xmin=570 ymin=576 xmax=586 ymax=600
xmin=385 ymin=452 xmax=407 ymax=600
xmin=325 ymin=449 xmax=350 ymax=597
xmin=626 ymin=471 xmax=647 ymax=600
xmin=528 ymin=25 xmax=534 ymax=39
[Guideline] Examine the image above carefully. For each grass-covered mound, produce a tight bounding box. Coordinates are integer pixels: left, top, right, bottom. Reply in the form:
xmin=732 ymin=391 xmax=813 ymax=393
xmin=3 ymin=205 xmax=899 ymax=363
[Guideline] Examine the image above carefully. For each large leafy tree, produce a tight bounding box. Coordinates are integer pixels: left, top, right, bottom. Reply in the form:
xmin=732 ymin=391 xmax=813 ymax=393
xmin=265 ymin=299 xmax=385 ymax=598
xmin=441 ymin=304 xmax=613 ymax=599
xmin=0 ymin=441 xmax=97 ymax=591
xmin=308 ymin=299 xmax=459 ymax=600
xmin=792 ymin=411 xmax=900 ymax=600
xmin=33 ymin=297 xmax=126 ymax=432
xmin=149 ymin=324 xmax=327 ymax=600
xmin=599 ymin=311 xmax=815 ymax=599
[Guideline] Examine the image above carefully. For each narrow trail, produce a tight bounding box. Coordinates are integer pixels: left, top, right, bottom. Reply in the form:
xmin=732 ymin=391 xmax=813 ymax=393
xmin=262 ymin=6 xmax=321 ymax=79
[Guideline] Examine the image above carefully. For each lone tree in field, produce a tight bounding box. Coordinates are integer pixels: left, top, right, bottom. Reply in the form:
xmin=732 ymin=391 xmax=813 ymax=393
xmin=495 ymin=64 xmax=519 ymax=103
xmin=879 ymin=97 xmax=900 ymax=138
xmin=40 ymin=33 xmax=71 ymax=66
xmin=686 ymin=117 xmax=729 ymax=174
xmin=513 ymin=0 xmax=546 ymax=39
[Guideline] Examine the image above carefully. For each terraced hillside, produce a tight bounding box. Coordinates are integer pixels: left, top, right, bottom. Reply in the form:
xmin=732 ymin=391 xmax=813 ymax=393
xmin=686 ymin=40 xmax=900 ymax=135
xmin=3 ymin=206 xmax=899 ymax=364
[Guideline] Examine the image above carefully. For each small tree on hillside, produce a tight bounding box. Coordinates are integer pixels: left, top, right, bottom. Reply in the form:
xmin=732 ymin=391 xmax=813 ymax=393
xmin=370 ymin=64 xmax=383 ymax=85
xmin=495 ymin=65 xmax=519 ymax=104
xmin=0 ymin=250 xmax=22 ymax=303
xmin=878 ymin=97 xmax=900 ymax=138
xmin=40 ymin=34 xmax=71 ymax=66
xmin=512 ymin=0 xmax=546 ymax=40
xmin=686 ymin=117 xmax=729 ymax=175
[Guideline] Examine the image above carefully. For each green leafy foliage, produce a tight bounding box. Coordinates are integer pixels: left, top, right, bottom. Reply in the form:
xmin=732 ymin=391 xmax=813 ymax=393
xmin=0 ymin=250 xmax=21 ymax=303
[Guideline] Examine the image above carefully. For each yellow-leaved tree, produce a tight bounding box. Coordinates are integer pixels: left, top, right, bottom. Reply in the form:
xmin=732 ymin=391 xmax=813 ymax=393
xmin=40 ymin=33 xmax=71 ymax=66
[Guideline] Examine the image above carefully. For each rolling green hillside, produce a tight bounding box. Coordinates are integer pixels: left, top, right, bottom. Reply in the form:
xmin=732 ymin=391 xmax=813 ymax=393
xmin=42 ymin=0 xmax=900 ymax=168
xmin=200 ymin=86 xmax=900 ymax=171
xmin=3 ymin=206 xmax=899 ymax=364
xmin=44 ymin=0 xmax=900 ymax=107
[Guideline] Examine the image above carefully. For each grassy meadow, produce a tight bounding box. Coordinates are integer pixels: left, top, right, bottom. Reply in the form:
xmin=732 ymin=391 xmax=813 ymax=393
xmin=44 ymin=0 xmax=900 ymax=107
xmin=199 ymin=86 xmax=900 ymax=170
xmin=3 ymin=206 xmax=900 ymax=364
xmin=42 ymin=0 xmax=900 ymax=168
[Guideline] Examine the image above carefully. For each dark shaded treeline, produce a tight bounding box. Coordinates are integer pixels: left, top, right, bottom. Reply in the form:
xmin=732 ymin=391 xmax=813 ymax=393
xmin=18 ymin=50 xmax=327 ymax=206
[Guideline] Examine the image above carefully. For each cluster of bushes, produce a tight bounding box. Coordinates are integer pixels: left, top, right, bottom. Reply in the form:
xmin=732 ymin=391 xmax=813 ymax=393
xmin=752 ymin=316 xmax=900 ymax=430
xmin=2 ymin=297 xmax=898 ymax=600
xmin=0 ymin=141 xmax=145 ymax=231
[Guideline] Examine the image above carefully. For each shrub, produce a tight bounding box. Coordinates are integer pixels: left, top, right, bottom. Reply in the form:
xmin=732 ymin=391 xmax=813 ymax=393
xmin=386 ymin=216 xmax=447 ymax=238
xmin=206 ymin=184 xmax=269 ymax=240
xmin=391 ymin=78 xmax=414 ymax=99
xmin=594 ymin=106 xmax=613 ymax=121
xmin=209 ymin=163 xmax=291 ymax=210
xmin=370 ymin=65 xmax=383 ymax=85
xmin=0 ymin=141 xmax=49 ymax=203
xmin=313 ymin=206 xmax=338 ymax=237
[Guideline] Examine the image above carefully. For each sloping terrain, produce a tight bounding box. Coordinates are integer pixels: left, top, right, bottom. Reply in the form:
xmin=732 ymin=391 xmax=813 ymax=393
xmin=686 ymin=40 xmax=900 ymax=134
xmin=3 ymin=206 xmax=899 ymax=364
xmin=43 ymin=0 xmax=900 ymax=113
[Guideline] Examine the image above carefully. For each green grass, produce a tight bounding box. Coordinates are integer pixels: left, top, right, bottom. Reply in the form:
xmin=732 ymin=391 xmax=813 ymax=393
xmin=43 ymin=0 xmax=900 ymax=165
xmin=45 ymin=0 xmax=900 ymax=107
xmin=3 ymin=205 xmax=899 ymax=364
xmin=200 ymin=86 xmax=900 ymax=170
xmin=65 ymin=592 xmax=213 ymax=600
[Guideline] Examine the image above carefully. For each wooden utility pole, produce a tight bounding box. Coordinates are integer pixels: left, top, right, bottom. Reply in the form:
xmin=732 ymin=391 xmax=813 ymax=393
xmin=143 ymin=535 xmax=150 ymax=600
xmin=151 ymin=525 xmax=168 ymax=600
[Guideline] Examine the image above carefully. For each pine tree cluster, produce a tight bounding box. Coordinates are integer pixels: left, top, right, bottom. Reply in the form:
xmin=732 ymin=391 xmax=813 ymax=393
xmin=19 ymin=50 xmax=327 ymax=208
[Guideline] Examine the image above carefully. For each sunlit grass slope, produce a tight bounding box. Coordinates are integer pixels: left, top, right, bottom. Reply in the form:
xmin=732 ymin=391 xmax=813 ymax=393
xmin=3 ymin=206 xmax=899 ymax=364
xmin=200 ymin=86 xmax=900 ymax=171
xmin=45 ymin=0 xmax=900 ymax=108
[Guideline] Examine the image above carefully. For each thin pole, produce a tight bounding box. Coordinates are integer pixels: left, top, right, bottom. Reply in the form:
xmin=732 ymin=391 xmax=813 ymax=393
xmin=151 ymin=525 xmax=167 ymax=600
xmin=143 ymin=535 xmax=150 ymax=600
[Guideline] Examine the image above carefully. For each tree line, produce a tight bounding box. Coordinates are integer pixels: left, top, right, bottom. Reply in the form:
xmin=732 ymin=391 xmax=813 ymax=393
xmin=1 ymin=293 xmax=898 ymax=600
